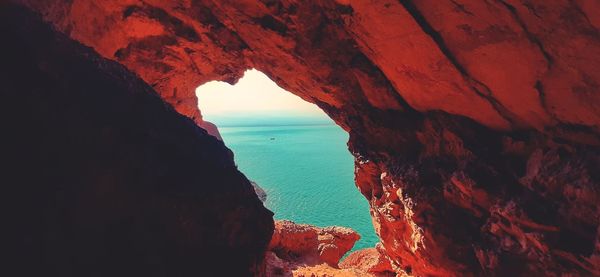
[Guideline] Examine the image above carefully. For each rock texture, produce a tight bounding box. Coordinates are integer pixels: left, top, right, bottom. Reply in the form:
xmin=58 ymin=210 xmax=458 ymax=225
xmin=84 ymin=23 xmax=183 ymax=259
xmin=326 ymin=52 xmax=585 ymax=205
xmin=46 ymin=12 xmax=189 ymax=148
xmin=268 ymin=220 xmax=360 ymax=267
xmin=199 ymin=120 xmax=223 ymax=140
xmin=339 ymin=245 xmax=395 ymax=276
xmin=265 ymin=220 xmax=363 ymax=276
xmin=0 ymin=4 xmax=272 ymax=276
xmin=265 ymin=252 xmax=377 ymax=277
xmin=15 ymin=0 xmax=600 ymax=275
xmin=251 ymin=181 xmax=268 ymax=202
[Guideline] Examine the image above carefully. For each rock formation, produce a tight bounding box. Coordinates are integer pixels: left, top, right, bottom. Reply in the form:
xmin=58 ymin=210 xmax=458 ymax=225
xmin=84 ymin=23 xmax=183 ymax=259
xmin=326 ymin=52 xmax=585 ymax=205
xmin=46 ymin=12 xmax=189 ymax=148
xmin=251 ymin=181 xmax=268 ymax=202
xmin=9 ymin=0 xmax=600 ymax=275
xmin=199 ymin=120 xmax=223 ymax=140
xmin=265 ymin=220 xmax=364 ymax=276
xmin=0 ymin=4 xmax=272 ymax=276
xmin=340 ymin=245 xmax=395 ymax=276
xmin=268 ymin=220 xmax=360 ymax=267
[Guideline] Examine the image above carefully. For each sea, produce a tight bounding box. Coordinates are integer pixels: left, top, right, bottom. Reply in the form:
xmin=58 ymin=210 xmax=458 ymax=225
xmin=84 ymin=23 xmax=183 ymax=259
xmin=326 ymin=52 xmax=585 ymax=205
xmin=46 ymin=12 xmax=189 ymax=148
xmin=206 ymin=113 xmax=378 ymax=251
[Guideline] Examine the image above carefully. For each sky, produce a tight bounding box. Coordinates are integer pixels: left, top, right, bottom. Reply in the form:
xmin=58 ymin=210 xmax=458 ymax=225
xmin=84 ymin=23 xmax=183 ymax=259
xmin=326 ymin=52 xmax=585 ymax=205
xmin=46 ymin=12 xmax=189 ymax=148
xmin=195 ymin=69 xmax=325 ymax=117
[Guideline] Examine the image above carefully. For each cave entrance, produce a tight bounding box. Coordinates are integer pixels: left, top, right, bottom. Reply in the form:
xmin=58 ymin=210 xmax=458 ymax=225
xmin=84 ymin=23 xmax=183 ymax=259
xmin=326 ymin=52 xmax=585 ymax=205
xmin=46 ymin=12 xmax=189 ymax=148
xmin=195 ymin=69 xmax=377 ymax=251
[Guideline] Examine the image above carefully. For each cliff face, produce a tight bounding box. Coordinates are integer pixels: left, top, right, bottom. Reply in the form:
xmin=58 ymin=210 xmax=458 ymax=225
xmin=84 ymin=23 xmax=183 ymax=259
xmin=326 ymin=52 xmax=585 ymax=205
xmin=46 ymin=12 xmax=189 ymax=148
xmin=0 ymin=4 xmax=272 ymax=276
xmin=16 ymin=0 xmax=600 ymax=276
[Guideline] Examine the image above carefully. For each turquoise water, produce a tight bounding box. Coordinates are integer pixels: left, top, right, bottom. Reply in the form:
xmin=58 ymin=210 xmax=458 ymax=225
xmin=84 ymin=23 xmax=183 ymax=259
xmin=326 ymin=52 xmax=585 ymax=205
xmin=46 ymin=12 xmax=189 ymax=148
xmin=214 ymin=118 xmax=378 ymax=251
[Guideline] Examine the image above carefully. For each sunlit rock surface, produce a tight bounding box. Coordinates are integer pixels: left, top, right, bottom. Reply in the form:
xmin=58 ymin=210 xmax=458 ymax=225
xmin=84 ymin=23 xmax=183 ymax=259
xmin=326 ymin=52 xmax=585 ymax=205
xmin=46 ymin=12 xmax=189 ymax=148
xmin=15 ymin=0 xmax=600 ymax=275
xmin=339 ymin=245 xmax=395 ymax=276
xmin=0 ymin=4 xmax=272 ymax=276
xmin=268 ymin=220 xmax=360 ymax=267
xmin=265 ymin=220 xmax=365 ymax=276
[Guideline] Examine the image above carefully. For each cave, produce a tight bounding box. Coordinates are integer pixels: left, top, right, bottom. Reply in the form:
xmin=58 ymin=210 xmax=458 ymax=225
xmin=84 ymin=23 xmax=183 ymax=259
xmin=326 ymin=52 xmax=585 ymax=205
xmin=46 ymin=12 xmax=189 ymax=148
xmin=2 ymin=1 xmax=600 ymax=276
xmin=195 ymin=68 xmax=379 ymax=253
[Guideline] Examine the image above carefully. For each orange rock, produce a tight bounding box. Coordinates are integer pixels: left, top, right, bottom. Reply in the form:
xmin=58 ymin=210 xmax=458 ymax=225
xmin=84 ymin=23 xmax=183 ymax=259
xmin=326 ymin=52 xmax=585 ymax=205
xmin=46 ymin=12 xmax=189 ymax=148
xmin=269 ymin=220 xmax=360 ymax=267
xmin=339 ymin=246 xmax=394 ymax=275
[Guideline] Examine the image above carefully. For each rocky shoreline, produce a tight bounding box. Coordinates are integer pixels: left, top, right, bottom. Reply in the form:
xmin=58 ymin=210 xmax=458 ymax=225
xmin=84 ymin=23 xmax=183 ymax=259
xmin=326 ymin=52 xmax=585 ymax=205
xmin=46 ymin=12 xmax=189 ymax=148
xmin=251 ymin=181 xmax=268 ymax=203
xmin=250 ymin=181 xmax=396 ymax=276
xmin=264 ymin=220 xmax=397 ymax=277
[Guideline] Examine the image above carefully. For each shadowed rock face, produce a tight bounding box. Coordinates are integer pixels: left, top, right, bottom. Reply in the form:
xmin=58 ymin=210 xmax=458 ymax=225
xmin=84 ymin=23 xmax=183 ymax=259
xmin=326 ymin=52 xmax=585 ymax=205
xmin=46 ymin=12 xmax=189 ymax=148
xmin=14 ymin=0 xmax=600 ymax=275
xmin=0 ymin=4 xmax=272 ymax=277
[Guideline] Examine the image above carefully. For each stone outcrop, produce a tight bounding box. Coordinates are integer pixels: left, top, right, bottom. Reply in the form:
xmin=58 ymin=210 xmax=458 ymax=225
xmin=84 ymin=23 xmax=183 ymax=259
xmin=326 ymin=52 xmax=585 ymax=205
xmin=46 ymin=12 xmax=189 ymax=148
xmin=265 ymin=220 xmax=364 ymax=276
xmin=12 ymin=0 xmax=600 ymax=275
xmin=0 ymin=4 xmax=272 ymax=276
xmin=265 ymin=252 xmax=378 ymax=277
xmin=339 ymin=245 xmax=395 ymax=276
xmin=199 ymin=120 xmax=223 ymax=140
xmin=268 ymin=220 xmax=360 ymax=267
xmin=251 ymin=181 xmax=268 ymax=202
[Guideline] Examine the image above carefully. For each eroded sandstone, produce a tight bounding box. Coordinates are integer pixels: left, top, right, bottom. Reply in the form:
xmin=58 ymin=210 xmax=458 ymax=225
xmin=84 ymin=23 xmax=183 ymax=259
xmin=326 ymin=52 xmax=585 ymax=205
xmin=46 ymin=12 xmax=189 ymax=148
xmin=339 ymin=245 xmax=395 ymax=276
xmin=268 ymin=220 xmax=360 ymax=267
xmin=265 ymin=220 xmax=369 ymax=276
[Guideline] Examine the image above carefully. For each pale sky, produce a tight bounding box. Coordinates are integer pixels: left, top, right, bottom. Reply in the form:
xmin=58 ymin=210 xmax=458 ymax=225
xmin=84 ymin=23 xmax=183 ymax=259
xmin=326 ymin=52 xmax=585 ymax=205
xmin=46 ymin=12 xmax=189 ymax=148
xmin=195 ymin=69 xmax=324 ymax=116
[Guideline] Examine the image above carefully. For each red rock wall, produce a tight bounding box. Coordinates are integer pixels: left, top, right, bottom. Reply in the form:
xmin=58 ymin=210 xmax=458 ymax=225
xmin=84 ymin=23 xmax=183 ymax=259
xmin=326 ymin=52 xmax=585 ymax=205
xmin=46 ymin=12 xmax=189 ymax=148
xmin=0 ymin=4 xmax=272 ymax=276
xmin=16 ymin=0 xmax=600 ymax=275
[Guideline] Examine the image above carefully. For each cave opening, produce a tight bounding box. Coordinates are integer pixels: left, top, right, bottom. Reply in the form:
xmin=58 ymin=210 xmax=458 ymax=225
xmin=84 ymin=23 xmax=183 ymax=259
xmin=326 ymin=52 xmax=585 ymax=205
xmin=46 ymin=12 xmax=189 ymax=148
xmin=195 ymin=69 xmax=378 ymax=251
